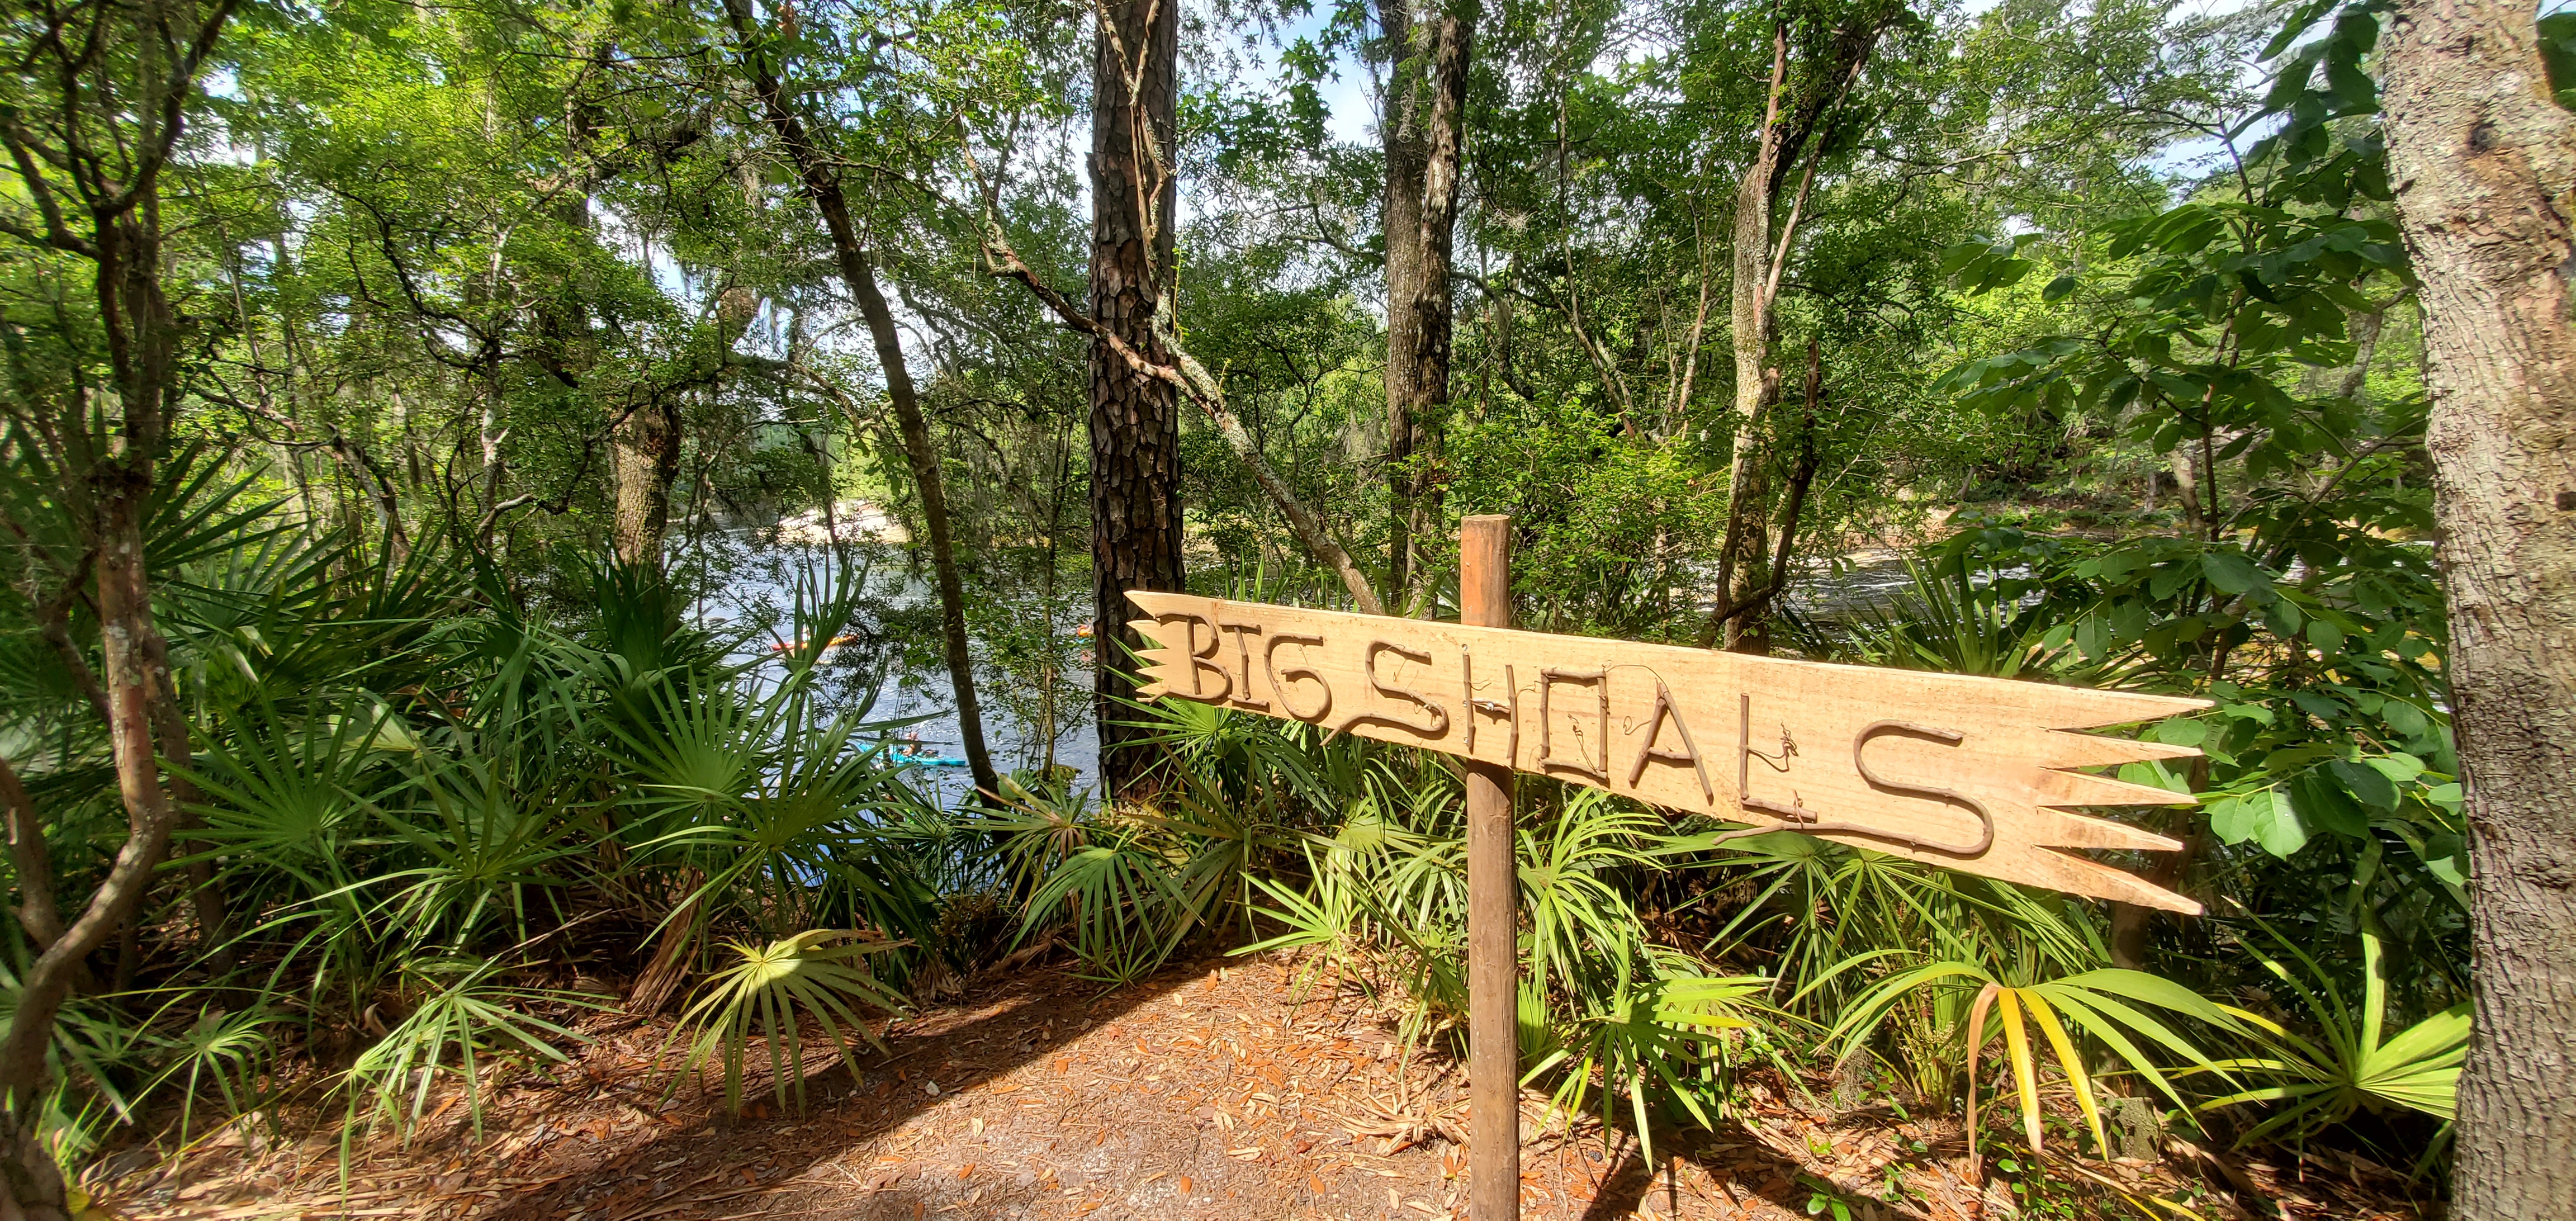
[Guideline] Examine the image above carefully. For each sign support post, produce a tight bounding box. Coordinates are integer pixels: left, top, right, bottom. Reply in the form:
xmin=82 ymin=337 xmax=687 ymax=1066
xmin=1461 ymin=515 xmax=1518 ymax=1219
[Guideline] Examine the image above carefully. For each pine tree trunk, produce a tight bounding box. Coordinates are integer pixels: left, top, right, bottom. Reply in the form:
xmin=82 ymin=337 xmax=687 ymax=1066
xmin=1089 ymin=0 xmax=1186 ymax=793
xmin=2378 ymin=2 xmax=2576 ymax=1213
xmin=1380 ymin=0 xmax=1426 ymax=598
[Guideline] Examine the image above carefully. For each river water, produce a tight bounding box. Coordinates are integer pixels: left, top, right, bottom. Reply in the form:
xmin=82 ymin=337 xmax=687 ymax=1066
xmin=690 ymin=527 xmax=1101 ymax=809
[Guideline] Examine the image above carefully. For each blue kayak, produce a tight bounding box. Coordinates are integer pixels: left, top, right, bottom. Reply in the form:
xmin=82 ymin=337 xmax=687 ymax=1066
xmin=893 ymin=754 xmax=972 ymax=768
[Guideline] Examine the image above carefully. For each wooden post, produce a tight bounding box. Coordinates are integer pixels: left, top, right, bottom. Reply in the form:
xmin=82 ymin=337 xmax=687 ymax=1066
xmin=1461 ymin=514 xmax=1518 ymax=1218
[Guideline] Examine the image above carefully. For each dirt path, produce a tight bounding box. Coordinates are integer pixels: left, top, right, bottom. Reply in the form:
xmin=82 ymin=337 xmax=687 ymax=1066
xmin=117 ymin=953 xmax=2420 ymax=1220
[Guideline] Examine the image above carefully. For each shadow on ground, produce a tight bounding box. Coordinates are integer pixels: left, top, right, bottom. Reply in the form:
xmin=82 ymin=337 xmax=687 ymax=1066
xmin=1571 ymin=1111 xmax=1952 ymax=1221
xmin=469 ymin=957 xmax=1207 ymax=1220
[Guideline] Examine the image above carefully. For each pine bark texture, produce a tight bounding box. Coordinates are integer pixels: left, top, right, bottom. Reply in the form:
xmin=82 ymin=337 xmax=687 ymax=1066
xmin=1089 ymin=0 xmax=1186 ymax=791
xmin=2378 ymin=1 xmax=2576 ymax=1213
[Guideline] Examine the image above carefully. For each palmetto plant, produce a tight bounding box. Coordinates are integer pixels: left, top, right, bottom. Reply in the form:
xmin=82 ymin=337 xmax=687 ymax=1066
xmin=973 ymin=778 xmax=1100 ymax=899
xmin=0 ymin=425 xmax=2471 ymax=1195
xmin=669 ymin=930 xmax=907 ymax=1113
xmin=1528 ymin=956 xmax=1772 ymax=1161
xmin=1521 ymin=790 xmax=1662 ymax=1001
xmin=142 ymin=1004 xmax=283 ymax=1148
xmin=2194 ymin=924 xmax=2466 ymax=1153
xmin=1819 ymin=559 xmax=2132 ymax=684
xmin=1006 ymin=695 xmax=1417 ymax=985
xmin=1825 ymin=959 xmax=2241 ymax=1161
xmin=1205 ymin=713 xmax=1793 ymax=1143
xmin=0 ymin=457 xmax=976 ymax=1162
xmin=1018 ymin=831 xmax=1192 ymax=986
xmin=1673 ymin=829 xmax=2112 ymax=1108
xmin=341 ymin=955 xmax=602 ymax=1145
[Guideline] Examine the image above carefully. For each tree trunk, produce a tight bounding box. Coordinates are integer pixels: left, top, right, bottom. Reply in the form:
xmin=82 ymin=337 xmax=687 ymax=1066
xmin=1088 ymin=0 xmax=1187 ymax=793
xmin=721 ymin=0 xmax=1000 ymax=799
xmin=473 ymin=353 xmax=509 ymax=551
xmin=563 ymin=183 xmax=679 ymax=571
xmin=1670 ymin=220 xmax=1717 ymax=437
xmin=984 ymin=239 xmax=1385 ymax=618
xmin=1380 ymin=0 xmax=1427 ymax=598
xmin=1707 ymin=12 xmax=1886 ymax=653
xmin=2378 ymin=3 xmax=2576 ymax=1214
xmin=832 ymin=233 xmax=1001 ymax=799
xmin=0 ymin=754 xmax=59 ymax=950
xmin=2170 ymin=444 xmax=2205 ymax=537
xmin=1715 ymin=26 xmax=1791 ymax=655
xmin=145 ymin=659 xmax=226 ymax=968
xmin=1166 ymin=349 xmax=1387 ymax=615
xmin=551 ymin=58 xmax=689 ymax=574
xmin=1 ymin=470 xmax=185 ymax=1221
xmin=1399 ymin=4 xmax=1472 ymax=609
xmin=610 ymin=400 xmax=683 ymax=567
xmin=0 ymin=0 xmax=236 ymax=1202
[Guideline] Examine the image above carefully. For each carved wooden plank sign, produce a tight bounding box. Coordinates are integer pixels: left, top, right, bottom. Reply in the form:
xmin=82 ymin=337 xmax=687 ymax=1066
xmin=1126 ymin=590 xmax=2210 ymax=914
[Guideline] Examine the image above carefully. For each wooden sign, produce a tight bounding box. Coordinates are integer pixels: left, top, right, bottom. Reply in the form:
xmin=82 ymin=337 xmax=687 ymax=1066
xmin=1126 ymin=590 xmax=2209 ymax=914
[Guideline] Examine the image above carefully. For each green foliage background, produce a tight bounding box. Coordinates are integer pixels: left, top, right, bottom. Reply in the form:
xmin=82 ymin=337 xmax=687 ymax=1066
xmin=0 ymin=0 xmax=2488 ymax=1204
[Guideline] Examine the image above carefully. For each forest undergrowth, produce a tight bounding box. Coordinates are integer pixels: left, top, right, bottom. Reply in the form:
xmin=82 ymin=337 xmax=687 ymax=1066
xmin=0 ymin=474 xmax=2463 ymax=1219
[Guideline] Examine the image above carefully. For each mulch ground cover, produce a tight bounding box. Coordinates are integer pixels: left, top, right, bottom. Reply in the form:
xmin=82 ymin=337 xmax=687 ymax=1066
xmin=104 ymin=952 xmax=2436 ymax=1220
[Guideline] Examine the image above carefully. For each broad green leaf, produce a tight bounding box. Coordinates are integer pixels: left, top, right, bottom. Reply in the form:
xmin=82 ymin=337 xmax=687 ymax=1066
xmin=2201 ymin=551 xmax=2267 ymax=595
xmin=2329 ymin=758 xmax=2397 ymax=811
xmin=2291 ymin=770 xmax=2369 ymax=839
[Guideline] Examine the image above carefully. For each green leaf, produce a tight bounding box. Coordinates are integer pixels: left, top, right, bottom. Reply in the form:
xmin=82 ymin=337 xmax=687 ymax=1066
xmin=2041 ymin=274 xmax=2078 ymax=302
xmin=2366 ymin=753 xmax=2427 ymax=785
xmin=2421 ymin=833 xmax=2467 ymax=886
xmin=2151 ymin=718 xmax=2209 ymax=748
xmin=2540 ymin=12 xmax=2576 ymax=108
xmin=2291 ymin=770 xmax=2369 ymax=839
xmin=2329 ymin=759 xmax=2397 ymax=811
xmin=2220 ymin=702 xmax=2276 ymax=727
xmin=2119 ymin=760 xmax=2189 ymax=793
xmin=2383 ymin=701 xmax=2429 ymax=737
xmin=2305 ymin=618 xmax=2346 ymax=654
xmin=2201 ymin=551 xmax=2268 ymax=595
xmin=2212 ymin=789 xmax=2308 ymax=858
